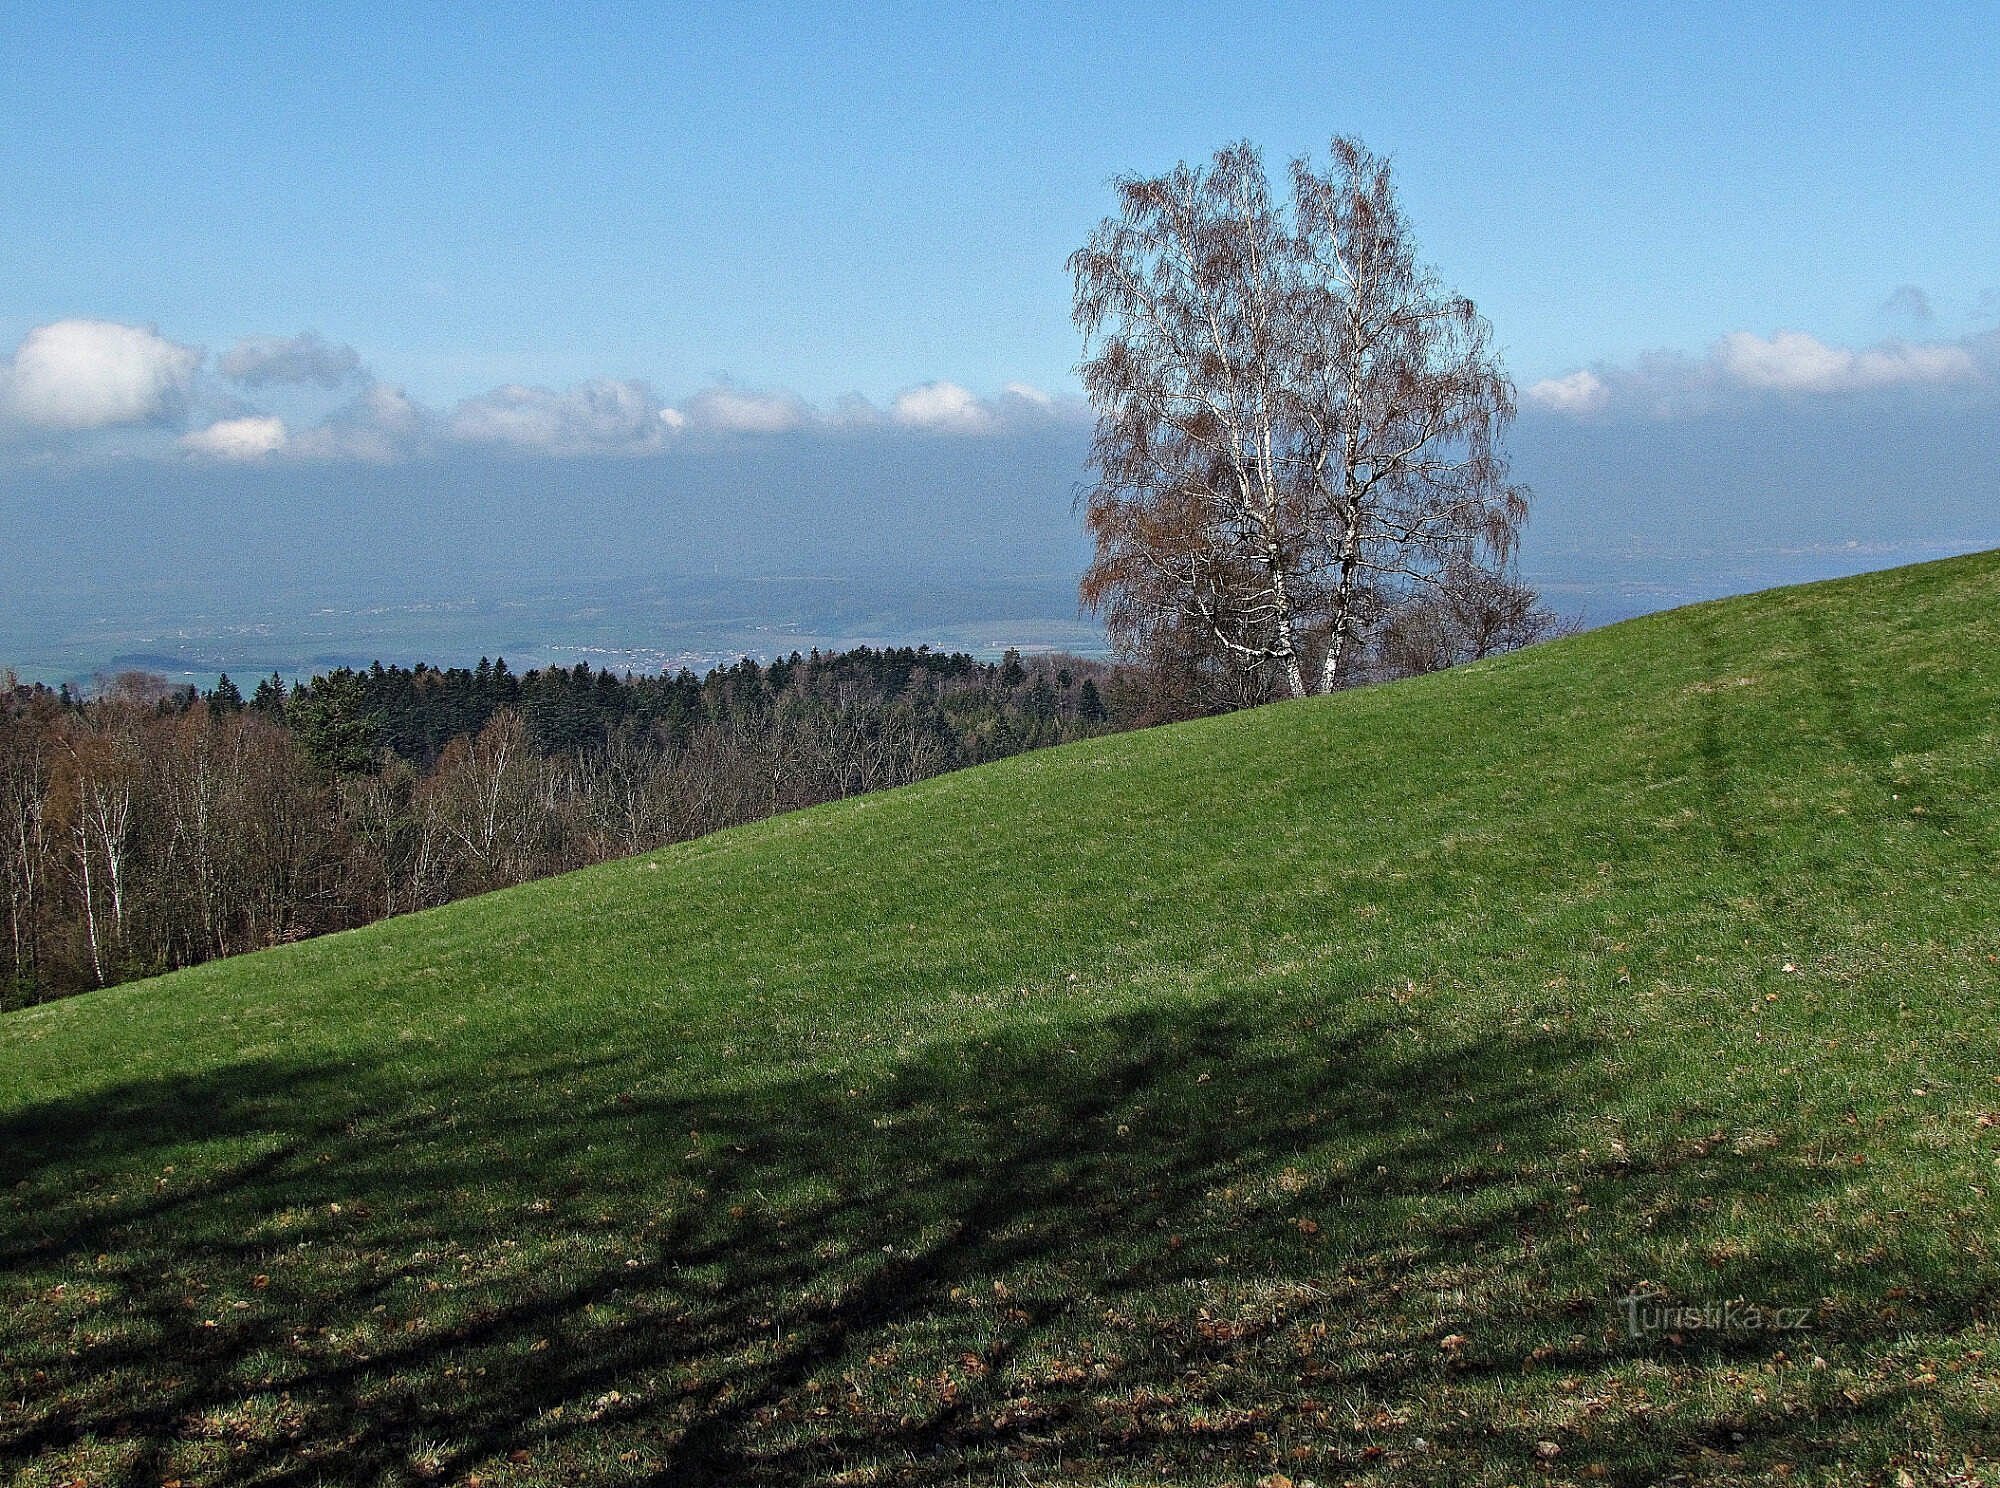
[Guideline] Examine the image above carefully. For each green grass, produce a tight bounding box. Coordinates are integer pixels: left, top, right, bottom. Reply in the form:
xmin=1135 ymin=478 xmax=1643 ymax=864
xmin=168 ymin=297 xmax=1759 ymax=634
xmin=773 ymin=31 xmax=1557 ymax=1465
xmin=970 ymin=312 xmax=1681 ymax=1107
xmin=6 ymin=552 xmax=2000 ymax=1487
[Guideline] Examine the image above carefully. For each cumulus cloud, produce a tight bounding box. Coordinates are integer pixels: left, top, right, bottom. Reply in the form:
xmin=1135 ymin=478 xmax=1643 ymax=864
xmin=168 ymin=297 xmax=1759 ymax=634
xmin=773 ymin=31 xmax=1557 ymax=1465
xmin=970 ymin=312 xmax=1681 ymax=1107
xmin=0 ymin=312 xmax=1078 ymax=462
xmin=891 ymin=380 xmax=995 ymax=433
xmin=181 ymin=414 xmax=288 ymax=460
xmin=0 ymin=319 xmax=201 ymax=430
xmin=1521 ymin=369 xmax=1608 ymax=416
xmin=219 ymin=331 xmax=363 ymax=389
xmin=449 ymin=378 xmax=668 ymax=455
xmin=675 ymin=383 xmax=812 ymax=435
xmin=1715 ymin=330 xmax=1974 ymax=394
xmin=1528 ymin=327 xmax=1985 ymax=419
xmin=844 ymin=379 xmax=1078 ymax=434
xmin=290 ymin=382 xmax=428 ymax=462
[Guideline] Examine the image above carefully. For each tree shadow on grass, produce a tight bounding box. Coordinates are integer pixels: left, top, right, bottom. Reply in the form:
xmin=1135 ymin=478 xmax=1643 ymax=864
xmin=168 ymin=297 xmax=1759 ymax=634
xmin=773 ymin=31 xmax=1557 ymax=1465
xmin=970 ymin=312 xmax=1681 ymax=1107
xmin=1 ymin=997 xmax=1986 ymax=1485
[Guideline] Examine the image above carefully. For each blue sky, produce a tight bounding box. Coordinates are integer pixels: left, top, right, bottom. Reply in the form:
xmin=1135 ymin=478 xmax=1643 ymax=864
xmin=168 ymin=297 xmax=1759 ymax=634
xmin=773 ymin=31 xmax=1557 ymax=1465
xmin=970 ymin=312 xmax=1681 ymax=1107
xmin=2 ymin=1 xmax=1998 ymax=675
xmin=6 ymin=1 xmax=1996 ymax=405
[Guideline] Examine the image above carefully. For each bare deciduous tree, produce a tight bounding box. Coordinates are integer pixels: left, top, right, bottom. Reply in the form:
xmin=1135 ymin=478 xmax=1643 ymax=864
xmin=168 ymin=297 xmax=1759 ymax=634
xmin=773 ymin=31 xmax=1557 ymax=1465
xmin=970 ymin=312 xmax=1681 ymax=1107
xmin=1071 ymin=136 xmax=1529 ymax=699
xmin=58 ymin=712 xmax=139 ymax=984
xmin=1373 ymin=563 xmax=1568 ymax=682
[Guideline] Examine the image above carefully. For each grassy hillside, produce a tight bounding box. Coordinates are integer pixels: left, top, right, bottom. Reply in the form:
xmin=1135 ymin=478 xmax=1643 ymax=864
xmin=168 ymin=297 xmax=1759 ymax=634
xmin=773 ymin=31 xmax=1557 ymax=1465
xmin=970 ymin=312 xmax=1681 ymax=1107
xmin=5 ymin=552 xmax=1999 ymax=1487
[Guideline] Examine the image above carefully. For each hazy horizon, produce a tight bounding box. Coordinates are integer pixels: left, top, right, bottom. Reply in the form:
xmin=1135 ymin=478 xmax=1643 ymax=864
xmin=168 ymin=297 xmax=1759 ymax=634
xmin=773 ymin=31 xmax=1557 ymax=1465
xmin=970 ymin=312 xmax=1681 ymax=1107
xmin=7 ymin=396 xmax=1997 ymax=687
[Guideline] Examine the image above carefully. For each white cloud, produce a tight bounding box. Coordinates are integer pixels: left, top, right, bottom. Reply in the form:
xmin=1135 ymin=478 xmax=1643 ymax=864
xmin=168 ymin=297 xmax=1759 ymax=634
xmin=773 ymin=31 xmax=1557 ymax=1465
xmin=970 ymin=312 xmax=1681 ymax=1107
xmin=1530 ymin=328 xmax=1985 ymax=419
xmin=0 ymin=310 xmax=1076 ymax=461
xmin=1005 ymin=382 xmax=1092 ymax=426
xmin=290 ymin=382 xmax=427 ymax=461
xmin=181 ymin=414 xmax=288 ymax=459
xmin=1715 ymin=329 xmax=1974 ymax=394
xmin=1 ymin=319 xmax=201 ymax=430
xmin=1524 ymin=369 xmax=1609 ymax=416
xmin=675 ymin=383 xmax=811 ymax=435
xmin=647 ymin=377 xmax=1080 ymax=440
xmin=449 ymin=378 xmax=667 ymax=455
xmin=891 ymin=379 xmax=995 ymax=433
xmin=219 ymin=331 xmax=363 ymax=388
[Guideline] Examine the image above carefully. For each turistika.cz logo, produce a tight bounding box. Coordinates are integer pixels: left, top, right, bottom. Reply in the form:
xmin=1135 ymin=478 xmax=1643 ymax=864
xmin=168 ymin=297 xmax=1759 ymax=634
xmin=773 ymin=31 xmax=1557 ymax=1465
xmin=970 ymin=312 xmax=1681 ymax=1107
xmin=1619 ymin=1293 xmax=1812 ymax=1340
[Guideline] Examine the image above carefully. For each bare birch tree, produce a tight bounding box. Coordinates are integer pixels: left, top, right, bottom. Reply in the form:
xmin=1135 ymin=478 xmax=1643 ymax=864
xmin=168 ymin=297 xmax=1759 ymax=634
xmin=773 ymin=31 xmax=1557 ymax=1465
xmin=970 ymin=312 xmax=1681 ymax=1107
xmin=1071 ymin=136 xmax=1528 ymax=698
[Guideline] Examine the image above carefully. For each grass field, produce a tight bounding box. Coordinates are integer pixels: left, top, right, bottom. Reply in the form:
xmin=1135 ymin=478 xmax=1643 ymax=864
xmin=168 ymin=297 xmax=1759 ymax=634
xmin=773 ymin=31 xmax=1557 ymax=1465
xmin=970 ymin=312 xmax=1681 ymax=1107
xmin=5 ymin=551 xmax=2000 ymax=1487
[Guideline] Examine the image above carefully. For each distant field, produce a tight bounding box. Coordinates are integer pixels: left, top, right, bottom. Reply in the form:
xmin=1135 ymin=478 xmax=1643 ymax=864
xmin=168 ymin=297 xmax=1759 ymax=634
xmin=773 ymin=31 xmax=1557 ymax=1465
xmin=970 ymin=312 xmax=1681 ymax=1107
xmin=0 ymin=570 xmax=1107 ymax=689
xmin=14 ymin=538 xmax=1995 ymax=691
xmin=5 ymin=551 xmax=1998 ymax=1485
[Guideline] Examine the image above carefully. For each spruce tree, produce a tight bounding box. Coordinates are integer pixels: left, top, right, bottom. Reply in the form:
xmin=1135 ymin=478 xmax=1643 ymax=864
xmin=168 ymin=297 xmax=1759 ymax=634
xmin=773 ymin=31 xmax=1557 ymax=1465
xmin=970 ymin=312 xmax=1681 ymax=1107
xmin=1078 ymin=678 xmax=1105 ymax=723
xmin=249 ymin=673 xmax=288 ymax=718
xmin=289 ymin=670 xmax=381 ymax=775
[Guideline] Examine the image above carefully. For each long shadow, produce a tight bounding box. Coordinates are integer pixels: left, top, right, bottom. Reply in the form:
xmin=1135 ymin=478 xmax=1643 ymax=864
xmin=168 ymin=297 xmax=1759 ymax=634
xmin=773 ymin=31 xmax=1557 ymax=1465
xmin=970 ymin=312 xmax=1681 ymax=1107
xmin=1 ymin=998 xmax=1987 ymax=1485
